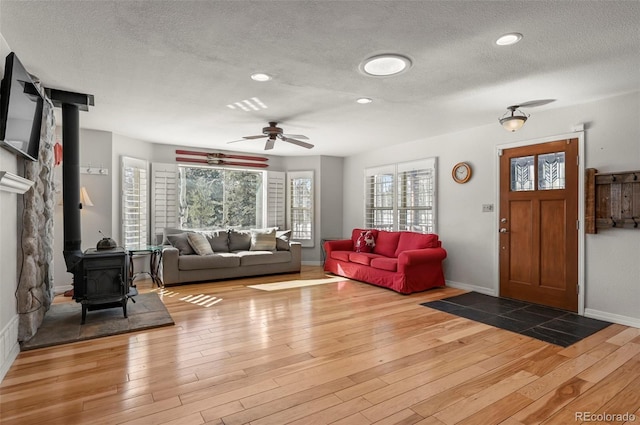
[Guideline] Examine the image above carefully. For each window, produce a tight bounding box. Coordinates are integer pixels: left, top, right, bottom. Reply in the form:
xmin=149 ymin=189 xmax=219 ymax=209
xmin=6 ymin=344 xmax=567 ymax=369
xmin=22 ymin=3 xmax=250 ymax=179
xmin=287 ymin=171 xmax=314 ymax=246
xmin=365 ymin=158 xmax=436 ymax=233
xmin=122 ymin=156 xmax=149 ymax=248
xmin=178 ymin=165 xmax=264 ymax=229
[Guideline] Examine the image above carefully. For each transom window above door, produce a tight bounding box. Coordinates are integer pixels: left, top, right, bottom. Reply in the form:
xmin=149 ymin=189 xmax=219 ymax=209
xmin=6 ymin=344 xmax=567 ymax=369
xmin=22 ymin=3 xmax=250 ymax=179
xmin=510 ymin=152 xmax=566 ymax=192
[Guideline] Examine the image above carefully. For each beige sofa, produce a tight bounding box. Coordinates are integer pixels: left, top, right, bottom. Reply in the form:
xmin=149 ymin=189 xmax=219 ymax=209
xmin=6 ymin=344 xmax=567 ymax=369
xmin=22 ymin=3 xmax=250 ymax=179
xmin=161 ymin=228 xmax=301 ymax=285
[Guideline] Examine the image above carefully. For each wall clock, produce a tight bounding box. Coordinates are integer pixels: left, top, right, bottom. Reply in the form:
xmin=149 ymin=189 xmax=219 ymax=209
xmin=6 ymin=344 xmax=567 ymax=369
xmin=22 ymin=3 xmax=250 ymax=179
xmin=452 ymin=162 xmax=472 ymax=184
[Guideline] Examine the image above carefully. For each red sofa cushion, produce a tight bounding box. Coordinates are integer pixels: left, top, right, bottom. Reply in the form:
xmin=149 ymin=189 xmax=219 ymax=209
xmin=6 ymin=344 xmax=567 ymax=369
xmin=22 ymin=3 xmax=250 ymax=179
xmin=370 ymin=257 xmax=398 ymax=272
xmin=349 ymin=252 xmax=382 ymax=266
xmin=395 ymin=232 xmax=439 ymax=257
xmin=373 ymin=231 xmax=401 ymax=258
xmin=331 ymin=251 xmax=351 ymax=262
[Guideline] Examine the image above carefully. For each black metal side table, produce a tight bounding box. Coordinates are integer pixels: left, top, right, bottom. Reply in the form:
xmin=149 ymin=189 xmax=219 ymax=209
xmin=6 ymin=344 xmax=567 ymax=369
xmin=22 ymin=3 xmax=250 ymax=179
xmin=126 ymin=245 xmax=164 ymax=287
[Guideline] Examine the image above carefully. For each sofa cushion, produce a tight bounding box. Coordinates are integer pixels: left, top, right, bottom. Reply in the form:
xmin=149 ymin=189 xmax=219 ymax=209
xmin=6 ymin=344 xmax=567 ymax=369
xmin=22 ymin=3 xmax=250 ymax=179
xmin=229 ymin=229 xmax=252 ymax=251
xmin=167 ymin=232 xmax=195 ymax=255
xmin=370 ymin=257 xmax=398 ymax=272
xmin=276 ymin=230 xmax=292 ymax=251
xmin=250 ymin=228 xmax=277 ymax=251
xmin=202 ymin=230 xmax=229 ymax=252
xmin=373 ymin=231 xmax=401 ymax=258
xmin=355 ymin=230 xmax=376 ymax=253
xmin=349 ymin=252 xmax=383 ymax=266
xmin=236 ymin=250 xmax=292 ymax=266
xmin=187 ymin=232 xmax=214 ymax=255
xmin=179 ymin=253 xmax=240 ymax=270
xmin=330 ymin=251 xmax=351 ymax=262
xmin=394 ymin=232 xmax=440 ymax=257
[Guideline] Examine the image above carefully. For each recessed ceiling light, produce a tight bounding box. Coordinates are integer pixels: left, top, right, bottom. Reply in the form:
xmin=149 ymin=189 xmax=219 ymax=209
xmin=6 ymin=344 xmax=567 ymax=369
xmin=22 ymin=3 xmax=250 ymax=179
xmin=360 ymin=54 xmax=412 ymax=77
xmin=251 ymin=73 xmax=272 ymax=82
xmin=496 ymin=33 xmax=523 ymax=46
xmin=356 ymin=97 xmax=373 ymax=104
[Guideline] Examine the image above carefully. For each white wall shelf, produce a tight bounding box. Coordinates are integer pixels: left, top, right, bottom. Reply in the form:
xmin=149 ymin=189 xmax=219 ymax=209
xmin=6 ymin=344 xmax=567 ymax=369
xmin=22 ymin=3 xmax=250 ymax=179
xmin=0 ymin=171 xmax=34 ymax=194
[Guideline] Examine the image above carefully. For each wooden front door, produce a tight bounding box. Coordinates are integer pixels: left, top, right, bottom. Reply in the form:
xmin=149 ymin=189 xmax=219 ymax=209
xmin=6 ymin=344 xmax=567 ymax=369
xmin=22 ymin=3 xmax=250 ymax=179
xmin=499 ymin=139 xmax=579 ymax=311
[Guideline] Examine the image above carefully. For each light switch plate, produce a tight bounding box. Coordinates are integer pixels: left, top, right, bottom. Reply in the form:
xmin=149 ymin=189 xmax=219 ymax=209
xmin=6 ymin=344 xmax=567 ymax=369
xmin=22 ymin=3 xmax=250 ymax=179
xmin=482 ymin=204 xmax=494 ymax=212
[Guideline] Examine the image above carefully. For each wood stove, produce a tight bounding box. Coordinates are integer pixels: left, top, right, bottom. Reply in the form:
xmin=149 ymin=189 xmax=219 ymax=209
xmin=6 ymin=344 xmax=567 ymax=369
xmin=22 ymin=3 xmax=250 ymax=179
xmin=73 ymin=248 xmax=136 ymax=324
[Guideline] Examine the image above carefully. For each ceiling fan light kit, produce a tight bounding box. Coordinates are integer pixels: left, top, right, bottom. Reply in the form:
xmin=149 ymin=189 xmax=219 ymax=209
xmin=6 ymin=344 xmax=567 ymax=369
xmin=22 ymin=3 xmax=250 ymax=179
xmin=228 ymin=122 xmax=314 ymax=150
xmin=499 ymin=106 xmax=529 ymax=132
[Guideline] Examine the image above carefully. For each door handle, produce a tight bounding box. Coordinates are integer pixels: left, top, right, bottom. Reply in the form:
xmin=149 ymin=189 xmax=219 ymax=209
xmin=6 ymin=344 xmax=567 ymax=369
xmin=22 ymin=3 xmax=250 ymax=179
xmin=499 ymin=228 xmax=509 ymax=233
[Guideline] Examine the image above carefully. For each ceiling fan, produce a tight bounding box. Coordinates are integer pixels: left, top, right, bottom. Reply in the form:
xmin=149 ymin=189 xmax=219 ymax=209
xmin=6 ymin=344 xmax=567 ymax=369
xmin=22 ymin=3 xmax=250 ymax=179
xmin=228 ymin=122 xmax=314 ymax=150
xmin=499 ymin=99 xmax=556 ymax=132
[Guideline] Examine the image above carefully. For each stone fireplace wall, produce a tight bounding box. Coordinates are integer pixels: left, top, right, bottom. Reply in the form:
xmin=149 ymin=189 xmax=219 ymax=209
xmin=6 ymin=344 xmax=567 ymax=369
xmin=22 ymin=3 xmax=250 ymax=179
xmin=17 ymin=91 xmax=56 ymax=342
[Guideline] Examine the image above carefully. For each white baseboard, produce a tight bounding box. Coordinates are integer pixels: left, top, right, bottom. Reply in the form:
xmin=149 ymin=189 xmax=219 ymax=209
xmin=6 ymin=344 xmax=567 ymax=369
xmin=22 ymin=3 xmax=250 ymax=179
xmin=0 ymin=315 xmax=20 ymax=383
xmin=584 ymin=308 xmax=640 ymax=329
xmin=302 ymin=261 xmax=323 ymax=266
xmin=445 ymin=280 xmax=496 ymax=297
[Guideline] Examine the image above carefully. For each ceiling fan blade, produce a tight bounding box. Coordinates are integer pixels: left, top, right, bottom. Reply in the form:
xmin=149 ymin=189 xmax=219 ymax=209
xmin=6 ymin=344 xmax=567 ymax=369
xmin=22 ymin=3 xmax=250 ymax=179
xmin=282 ymin=134 xmax=309 ymax=140
xmin=265 ymin=138 xmax=276 ymax=150
xmin=511 ymin=99 xmax=556 ymax=109
xmin=281 ymin=136 xmax=314 ymax=149
xmin=243 ymin=135 xmax=268 ymax=140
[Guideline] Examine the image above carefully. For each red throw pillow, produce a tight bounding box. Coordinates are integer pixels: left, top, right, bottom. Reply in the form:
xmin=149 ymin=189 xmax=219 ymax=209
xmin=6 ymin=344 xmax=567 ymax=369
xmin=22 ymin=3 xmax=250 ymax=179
xmin=355 ymin=230 xmax=376 ymax=253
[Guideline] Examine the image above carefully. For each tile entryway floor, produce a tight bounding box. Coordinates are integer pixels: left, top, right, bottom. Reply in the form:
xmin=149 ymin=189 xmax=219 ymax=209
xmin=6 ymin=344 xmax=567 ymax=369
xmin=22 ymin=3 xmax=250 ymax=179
xmin=421 ymin=292 xmax=612 ymax=347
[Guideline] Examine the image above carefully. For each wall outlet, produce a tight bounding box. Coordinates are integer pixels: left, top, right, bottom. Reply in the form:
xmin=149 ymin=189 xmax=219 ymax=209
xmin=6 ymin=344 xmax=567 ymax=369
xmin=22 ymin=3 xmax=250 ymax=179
xmin=482 ymin=204 xmax=494 ymax=212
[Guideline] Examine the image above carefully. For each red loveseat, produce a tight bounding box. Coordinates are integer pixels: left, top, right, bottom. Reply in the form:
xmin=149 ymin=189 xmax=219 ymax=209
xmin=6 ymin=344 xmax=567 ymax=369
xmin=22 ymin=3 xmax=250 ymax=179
xmin=323 ymin=229 xmax=447 ymax=294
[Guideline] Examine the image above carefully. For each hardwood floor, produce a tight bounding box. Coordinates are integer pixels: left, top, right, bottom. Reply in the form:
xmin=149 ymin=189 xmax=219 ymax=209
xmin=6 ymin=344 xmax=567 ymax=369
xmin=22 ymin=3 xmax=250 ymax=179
xmin=1 ymin=266 xmax=639 ymax=424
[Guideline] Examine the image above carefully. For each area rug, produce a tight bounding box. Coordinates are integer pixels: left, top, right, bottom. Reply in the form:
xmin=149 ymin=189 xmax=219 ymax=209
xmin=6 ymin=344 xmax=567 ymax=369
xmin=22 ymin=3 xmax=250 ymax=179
xmin=421 ymin=292 xmax=611 ymax=347
xmin=248 ymin=276 xmax=347 ymax=291
xmin=21 ymin=292 xmax=174 ymax=351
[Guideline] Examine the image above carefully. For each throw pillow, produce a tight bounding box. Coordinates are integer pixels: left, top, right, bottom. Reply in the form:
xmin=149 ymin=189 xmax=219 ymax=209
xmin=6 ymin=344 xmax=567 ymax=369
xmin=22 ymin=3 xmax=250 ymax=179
xmin=187 ymin=232 xmax=214 ymax=255
xmin=355 ymin=230 xmax=376 ymax=253
xmin=276 ymin=229 xmax=292 ymax=251
xmin=228 ymin=229 xmax=252 ymax=251
xmin=250 ymin=228 xmax=277 ymax=251
xmin=162 ymin=227 xmax=185 ymax=245
xmin=166 ymin=232 xmax=195 ymax=255
xmin=203 ymin=229 xmax=229 ymax=252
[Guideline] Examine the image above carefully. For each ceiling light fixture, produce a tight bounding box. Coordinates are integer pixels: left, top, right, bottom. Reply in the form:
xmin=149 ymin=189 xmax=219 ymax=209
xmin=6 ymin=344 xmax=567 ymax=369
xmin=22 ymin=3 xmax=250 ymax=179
xmin=496 ymin=33 xmax=523 ymax=46
xmin=356 ymin=97 xmax=373 ymax=104
xmin=499 ymin=106 xmax=529 ymax=132
xmin=360 ymin=54 xmax=412 ymax=76
xmin=250 ymin=73 xmax=272 ymax=82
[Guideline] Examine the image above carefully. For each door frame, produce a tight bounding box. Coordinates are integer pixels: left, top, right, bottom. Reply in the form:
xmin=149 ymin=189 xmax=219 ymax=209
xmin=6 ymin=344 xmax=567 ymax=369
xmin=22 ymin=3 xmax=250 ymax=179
xmin=494 ymin=131 xmax=585 ymax=315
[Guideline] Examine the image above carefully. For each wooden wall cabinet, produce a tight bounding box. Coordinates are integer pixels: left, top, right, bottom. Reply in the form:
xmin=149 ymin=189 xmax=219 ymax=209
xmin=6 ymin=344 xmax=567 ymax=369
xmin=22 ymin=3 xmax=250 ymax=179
xmin=586 ymin=168 xmax=640 ymax=233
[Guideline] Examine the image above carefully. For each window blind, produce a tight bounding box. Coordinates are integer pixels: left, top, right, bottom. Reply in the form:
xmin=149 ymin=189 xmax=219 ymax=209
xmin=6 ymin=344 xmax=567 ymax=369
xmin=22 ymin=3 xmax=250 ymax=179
xmin=364 ymin=158 xmax=436 ymax=233
xmin=287 ymin=170 xmax=314 ymax=247
xmin=151 ymin=163 xmax=178 ymax=242
xmin=122 ymin=156 xmax=149 ymax=248
xmin=265 ymin=171 xmax=286 ymax=229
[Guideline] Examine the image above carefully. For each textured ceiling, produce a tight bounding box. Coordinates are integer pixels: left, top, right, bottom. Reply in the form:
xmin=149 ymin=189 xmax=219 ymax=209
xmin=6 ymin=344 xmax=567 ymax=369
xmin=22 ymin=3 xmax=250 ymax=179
xmin=1 ymin=1 xmax=639 ymax=157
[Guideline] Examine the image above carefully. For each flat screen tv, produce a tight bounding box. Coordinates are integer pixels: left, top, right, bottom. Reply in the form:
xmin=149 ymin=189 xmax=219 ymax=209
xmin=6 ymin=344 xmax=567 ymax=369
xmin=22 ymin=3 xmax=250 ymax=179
xmin=0 ymin=52 xmax=44 ymax=162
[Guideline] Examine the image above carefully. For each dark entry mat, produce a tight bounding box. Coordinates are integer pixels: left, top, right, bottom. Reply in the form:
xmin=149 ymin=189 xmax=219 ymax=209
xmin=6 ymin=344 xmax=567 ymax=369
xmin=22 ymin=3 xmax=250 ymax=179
xmin=421 ymin=292 xmax=611 ymax=347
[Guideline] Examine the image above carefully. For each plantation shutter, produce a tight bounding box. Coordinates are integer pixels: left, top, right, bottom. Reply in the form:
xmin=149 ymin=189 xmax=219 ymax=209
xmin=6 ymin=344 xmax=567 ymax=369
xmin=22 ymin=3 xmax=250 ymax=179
xmin=151 ymin=162 xmax=178 ymax=243
xmin=121 ymin=156 xmax=149 ymax=248
xmin=265 ymin=171 xmax=286 ymax=229
xmin=397 ymin=158 xmax=436 ymax=233
xmin=364 ymin=164 xmax=395 ymax=230
xmin=287 ymin=170 xmax=314 ymax=247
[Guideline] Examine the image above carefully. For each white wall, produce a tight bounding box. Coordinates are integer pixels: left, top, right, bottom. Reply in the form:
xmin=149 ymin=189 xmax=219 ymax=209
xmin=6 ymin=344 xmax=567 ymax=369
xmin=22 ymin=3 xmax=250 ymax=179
xmin=343 ymin=91 xmax=640 ymax=326
xmin=0 ymin=30 xmax=21 ymax=381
